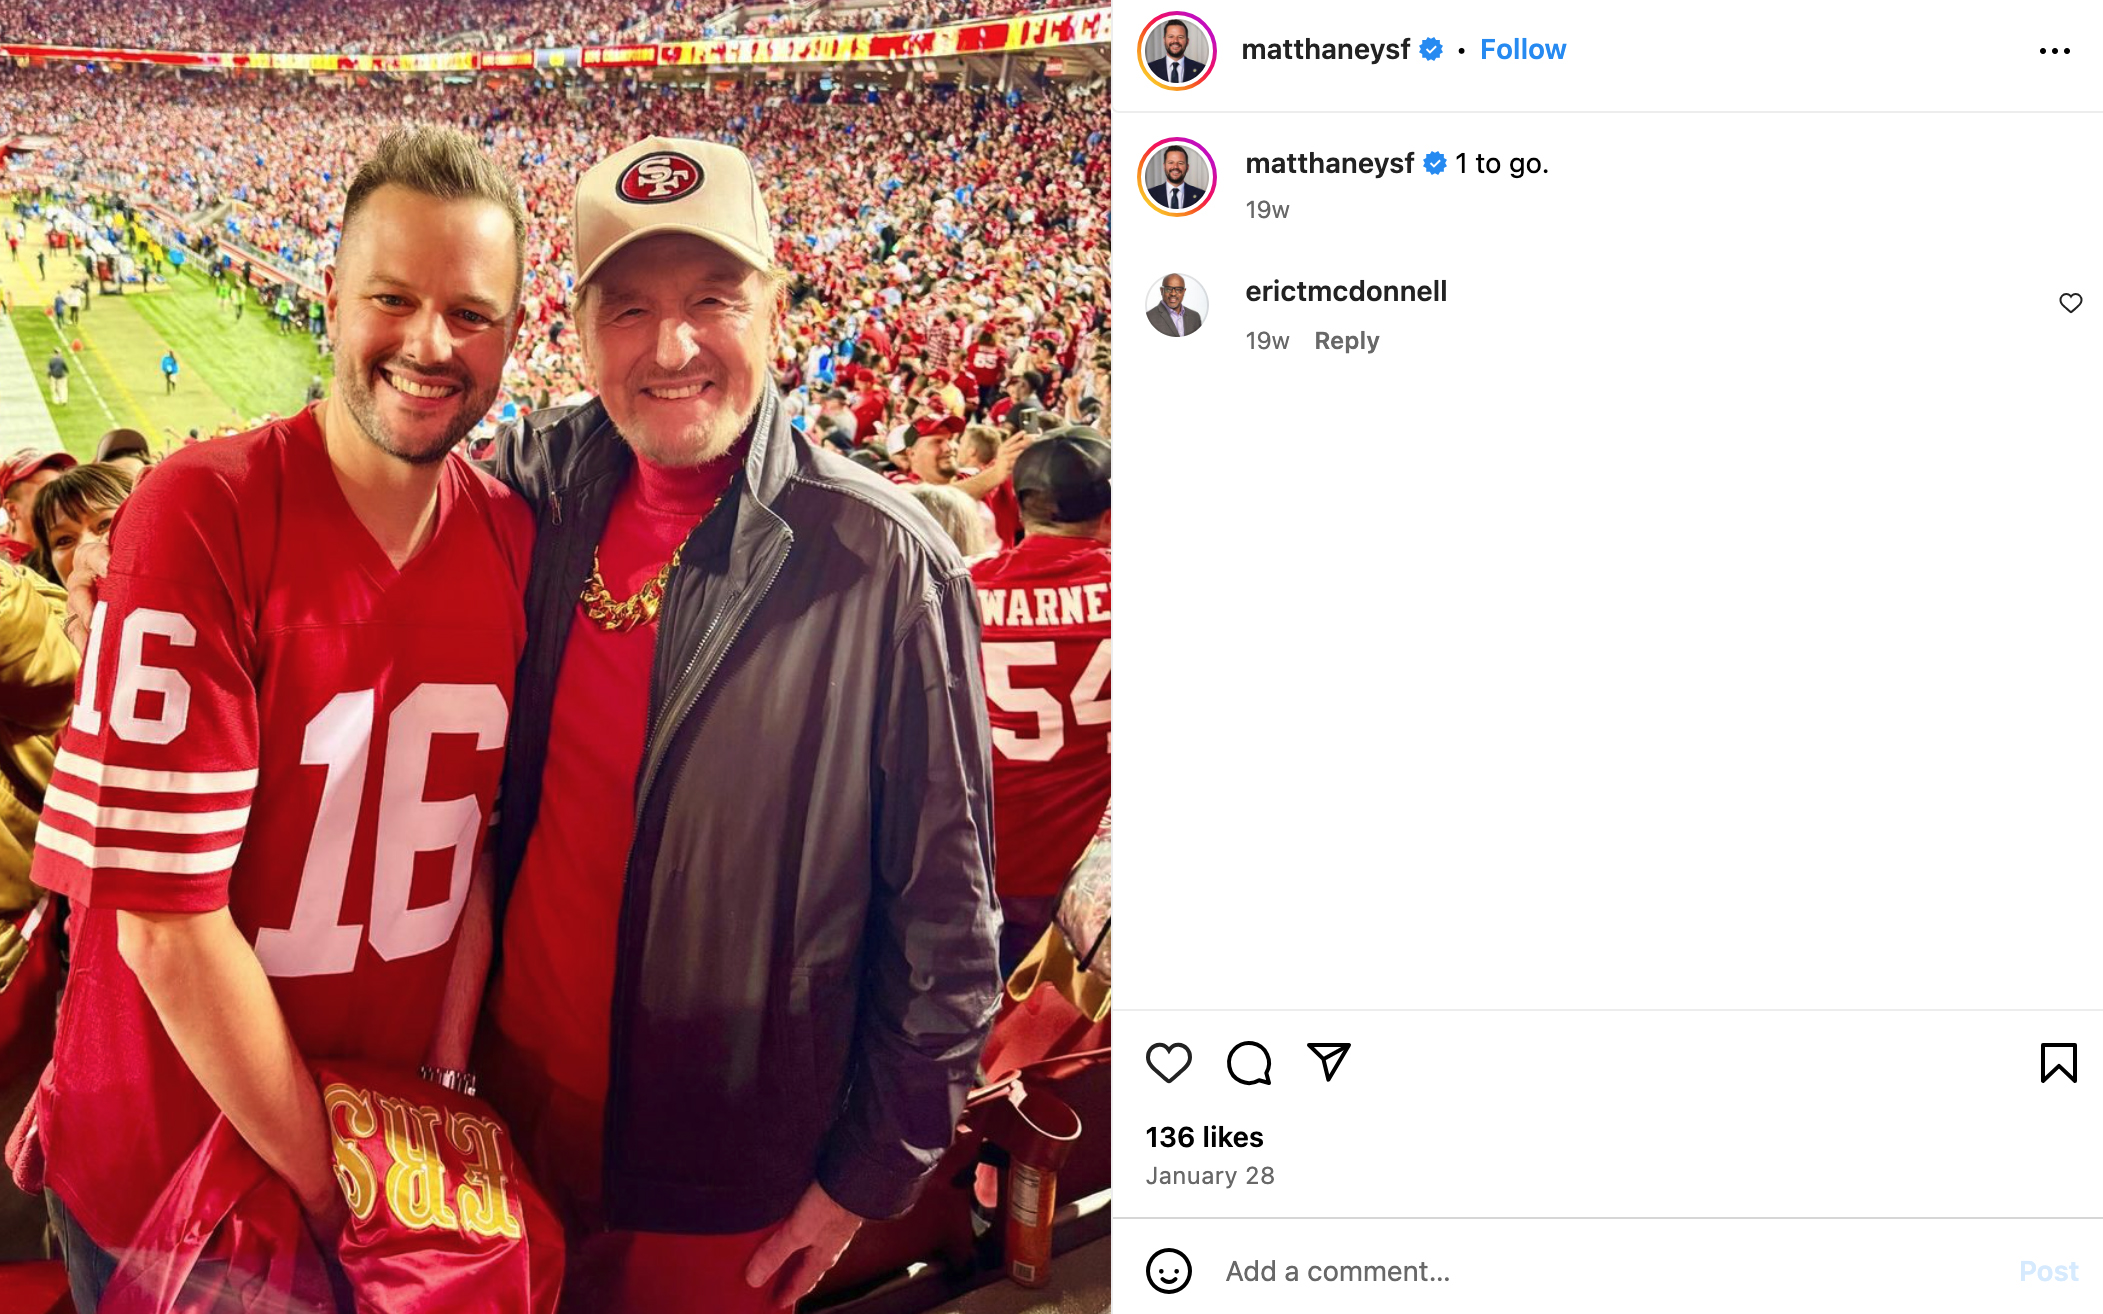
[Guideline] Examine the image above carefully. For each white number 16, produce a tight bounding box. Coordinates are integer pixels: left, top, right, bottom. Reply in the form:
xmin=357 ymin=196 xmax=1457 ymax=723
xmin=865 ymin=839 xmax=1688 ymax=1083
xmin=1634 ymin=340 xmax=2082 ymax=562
xmin=72 ymin=604 xmax=506 ymax=979
xmin=255 ymin=684 xmax=506 ymax=977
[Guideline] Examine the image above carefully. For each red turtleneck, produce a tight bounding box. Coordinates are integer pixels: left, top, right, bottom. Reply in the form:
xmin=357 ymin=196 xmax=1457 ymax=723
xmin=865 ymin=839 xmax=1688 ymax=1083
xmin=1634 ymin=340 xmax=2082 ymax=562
xmin=487 ymin=443 xmax=741 ymax=1219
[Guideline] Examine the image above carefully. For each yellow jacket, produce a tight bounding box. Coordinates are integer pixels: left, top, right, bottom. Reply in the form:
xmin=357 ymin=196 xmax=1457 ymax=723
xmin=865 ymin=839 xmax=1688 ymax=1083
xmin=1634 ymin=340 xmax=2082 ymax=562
xmin=0 ymin=560 xmax=77 ymax=922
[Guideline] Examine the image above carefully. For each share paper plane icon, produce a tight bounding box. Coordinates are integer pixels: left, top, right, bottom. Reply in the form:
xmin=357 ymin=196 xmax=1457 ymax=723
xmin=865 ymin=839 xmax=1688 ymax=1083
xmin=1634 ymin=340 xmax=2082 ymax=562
xmin=1307 ymin=1043 xmax=1351 ymax=1082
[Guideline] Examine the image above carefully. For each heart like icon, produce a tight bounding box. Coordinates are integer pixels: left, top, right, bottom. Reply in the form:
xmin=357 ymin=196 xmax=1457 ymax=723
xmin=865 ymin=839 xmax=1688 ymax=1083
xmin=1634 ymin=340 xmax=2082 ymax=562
xmin=1146 ymin=1042 xmax=1193 ymax=1084
xmin=2062 ymin=293 xmax=2083 ymax=313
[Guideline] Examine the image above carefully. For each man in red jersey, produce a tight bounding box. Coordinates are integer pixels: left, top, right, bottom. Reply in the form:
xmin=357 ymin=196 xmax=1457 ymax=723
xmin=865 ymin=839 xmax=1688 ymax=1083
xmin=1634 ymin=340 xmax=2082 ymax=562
xmin=848 ymin=367 xmax=888 ymax=435
xmin=30 ymin=126 xmax=536 ymax=1311
xmin=970 ymin=432 xmax=1111 ymax=969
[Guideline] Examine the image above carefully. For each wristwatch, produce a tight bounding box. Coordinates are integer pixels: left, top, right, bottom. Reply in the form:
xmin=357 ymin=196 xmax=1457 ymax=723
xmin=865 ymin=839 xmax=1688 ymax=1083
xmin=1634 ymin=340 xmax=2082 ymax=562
xmin=419 ymin=1066 xmax=478 ymax=1098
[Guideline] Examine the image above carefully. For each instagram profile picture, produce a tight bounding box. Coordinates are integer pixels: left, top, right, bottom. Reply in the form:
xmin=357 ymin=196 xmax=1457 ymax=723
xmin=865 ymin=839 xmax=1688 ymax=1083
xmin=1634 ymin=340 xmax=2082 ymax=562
xmin=1147 ymin=273 xmax=1207 ymax=338
xmin=1140 ymin=138 xmax=1213 ymax=216
xmin=1140 ymin=13 xmax=1214 ymax=90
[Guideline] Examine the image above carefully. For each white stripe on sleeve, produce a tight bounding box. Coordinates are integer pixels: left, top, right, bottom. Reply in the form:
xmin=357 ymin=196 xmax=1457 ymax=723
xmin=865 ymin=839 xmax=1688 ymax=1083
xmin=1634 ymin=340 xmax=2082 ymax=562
xmin=34 ymin=823 xmax=244 ymax=876
xmin=41 ymin=784 xmax=251 ymax=837
xmin=54 ymin=749 xmax=259 ymax=796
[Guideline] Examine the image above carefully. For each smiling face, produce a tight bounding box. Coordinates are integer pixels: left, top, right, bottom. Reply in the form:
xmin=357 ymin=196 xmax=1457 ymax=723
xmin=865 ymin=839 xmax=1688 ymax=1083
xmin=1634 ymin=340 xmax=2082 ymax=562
xmin=583 ymin=233 xmax=775 ymax=468
xmin=1146 ymin=1247 xmax=1192 ymax=1294
xmin=1162 ymin=148 xmax=1189 ymax=184
xmin=325 ymin=184 xmax=519 ymax=465
xmin=910 ymin=430 xmax=958 ymax=484
xmin=1162 ymin=22 xmax=1188 ymax=57
xmin=44 ymin=498 xmax=120 ymax=584
xmin=1160 ymin=276 xmax=1187 ymax=308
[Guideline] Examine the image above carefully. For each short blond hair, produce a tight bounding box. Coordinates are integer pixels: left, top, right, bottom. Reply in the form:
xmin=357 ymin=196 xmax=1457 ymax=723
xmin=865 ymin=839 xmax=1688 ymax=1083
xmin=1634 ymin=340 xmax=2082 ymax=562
xmin=344 ymin=126 xmax=527 ymax=299
xmin=907 ymin=483 xmax=990 ymax=558
xmin=962 ymin=425 xmax=1003 ymax=466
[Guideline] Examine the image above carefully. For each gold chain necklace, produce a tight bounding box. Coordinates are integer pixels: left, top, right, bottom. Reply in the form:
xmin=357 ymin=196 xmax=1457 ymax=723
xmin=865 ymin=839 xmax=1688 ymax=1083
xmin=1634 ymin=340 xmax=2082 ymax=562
xmin=580 ymin=544 xmax=683 ymax=632
xmin=578 ymin=482 xmax=732 ymax=633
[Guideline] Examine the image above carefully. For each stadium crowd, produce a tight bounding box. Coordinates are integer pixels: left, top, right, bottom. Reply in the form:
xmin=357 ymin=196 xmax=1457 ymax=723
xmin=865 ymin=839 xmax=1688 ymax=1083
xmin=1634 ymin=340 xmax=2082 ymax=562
xmin=740 ymin=0 xmax=1047 ymax=36
xmin=0 ymin=38 xmax=1111 ymax=1306
xmin=0 ymin=63 xmax=1109 ymax=435
xmin=0 ymin=0 xmax=1064 ymax=53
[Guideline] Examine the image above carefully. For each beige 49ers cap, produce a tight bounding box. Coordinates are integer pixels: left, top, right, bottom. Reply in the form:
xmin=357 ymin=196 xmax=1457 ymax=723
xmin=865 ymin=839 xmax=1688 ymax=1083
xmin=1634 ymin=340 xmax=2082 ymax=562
xmin=574 ymin=136 xmax=775 ymax=288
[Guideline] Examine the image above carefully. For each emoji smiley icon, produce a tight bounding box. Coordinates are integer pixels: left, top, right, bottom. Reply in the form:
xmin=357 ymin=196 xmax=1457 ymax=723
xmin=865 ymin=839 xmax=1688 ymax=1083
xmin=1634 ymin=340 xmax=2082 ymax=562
xmin=1146 ymin=1246 xmax=1193 ymax=1294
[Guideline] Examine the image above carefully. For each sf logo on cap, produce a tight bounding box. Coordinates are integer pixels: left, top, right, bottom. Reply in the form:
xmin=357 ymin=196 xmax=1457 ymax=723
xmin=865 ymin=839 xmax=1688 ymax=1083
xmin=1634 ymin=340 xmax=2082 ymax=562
xmin=618 ymin=151 xmax=703 ymax=203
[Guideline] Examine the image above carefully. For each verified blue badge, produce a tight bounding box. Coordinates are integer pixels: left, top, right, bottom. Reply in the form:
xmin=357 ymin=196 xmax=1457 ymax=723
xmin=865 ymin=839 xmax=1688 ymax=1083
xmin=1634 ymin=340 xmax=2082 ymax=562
xmin=1424 ymin=151 xmax=1447 ymax=175
xmin=1421 ymin=37 xmax=1443 ymax=61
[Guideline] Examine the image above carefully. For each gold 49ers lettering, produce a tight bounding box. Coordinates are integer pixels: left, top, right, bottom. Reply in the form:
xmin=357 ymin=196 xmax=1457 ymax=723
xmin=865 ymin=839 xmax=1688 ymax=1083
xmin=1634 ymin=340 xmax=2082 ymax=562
xmin=448 ymin=1107 xmax=525 ymax=1239
xmin=378 ymin=1095 xmax=460 ymax=1231
xmin=324 ymin=1083 xmax=522 ymax=1239
xmin=326 ymin=1084 xmax=381 ymax=1222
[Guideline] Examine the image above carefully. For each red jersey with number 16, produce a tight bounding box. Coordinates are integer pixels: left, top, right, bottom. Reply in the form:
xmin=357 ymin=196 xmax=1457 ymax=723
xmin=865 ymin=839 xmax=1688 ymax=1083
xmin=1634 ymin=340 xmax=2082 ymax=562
xmin=970 ymin=535 xmax=1111 ymax=899
xmin=32 ymin=407 xmax=534 ymax=1252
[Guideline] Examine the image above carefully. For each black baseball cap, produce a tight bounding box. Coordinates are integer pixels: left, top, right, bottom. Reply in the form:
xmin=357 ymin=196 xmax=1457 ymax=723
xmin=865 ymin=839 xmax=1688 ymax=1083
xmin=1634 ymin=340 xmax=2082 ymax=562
xmin=1013 ymin=433 xmax=1110 ymax=523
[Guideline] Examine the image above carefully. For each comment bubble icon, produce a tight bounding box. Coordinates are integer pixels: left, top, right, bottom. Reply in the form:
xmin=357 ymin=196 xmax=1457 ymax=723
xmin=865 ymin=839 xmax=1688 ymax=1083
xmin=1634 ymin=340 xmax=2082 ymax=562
xmin=1227 ymin=1040 xmax=1273 ymax=1086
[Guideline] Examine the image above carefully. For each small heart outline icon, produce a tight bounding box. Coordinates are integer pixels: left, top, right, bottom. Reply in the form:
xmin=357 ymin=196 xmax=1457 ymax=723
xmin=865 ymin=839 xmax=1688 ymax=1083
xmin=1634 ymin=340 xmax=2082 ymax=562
xmin=1147 ymin=1042 xmax=1192 ymax=1084
xmin=2062 ymin=293 xmax=2082 ymax=313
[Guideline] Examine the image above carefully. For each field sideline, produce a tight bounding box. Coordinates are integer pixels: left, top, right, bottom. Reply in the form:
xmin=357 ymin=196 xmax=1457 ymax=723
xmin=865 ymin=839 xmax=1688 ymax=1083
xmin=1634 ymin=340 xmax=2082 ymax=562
xmin=0 ymin=200 xmax=326 ymax=460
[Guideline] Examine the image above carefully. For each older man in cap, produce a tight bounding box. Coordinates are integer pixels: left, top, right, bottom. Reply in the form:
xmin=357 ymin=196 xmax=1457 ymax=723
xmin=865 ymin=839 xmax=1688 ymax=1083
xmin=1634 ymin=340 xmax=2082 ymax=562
xmin=0 ymin=449 xmax=76 ymax=565
xmin=482 ymin=138 xmax=1001 ymax=1311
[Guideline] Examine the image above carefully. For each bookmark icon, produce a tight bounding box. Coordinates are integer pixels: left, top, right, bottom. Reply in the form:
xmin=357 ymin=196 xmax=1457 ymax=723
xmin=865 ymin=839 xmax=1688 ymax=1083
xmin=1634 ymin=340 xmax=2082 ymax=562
xmin=2040 ymin=1043 xmax=2077 ymax=1084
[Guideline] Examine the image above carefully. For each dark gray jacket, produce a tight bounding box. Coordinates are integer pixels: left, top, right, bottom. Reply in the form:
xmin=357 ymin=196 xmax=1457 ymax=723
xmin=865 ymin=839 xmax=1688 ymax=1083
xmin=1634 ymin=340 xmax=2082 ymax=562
xmin=1147 ymin=301 xmax=1201 ymax=338
xmin=489 ymin=384 xmax=1002 ymax=1233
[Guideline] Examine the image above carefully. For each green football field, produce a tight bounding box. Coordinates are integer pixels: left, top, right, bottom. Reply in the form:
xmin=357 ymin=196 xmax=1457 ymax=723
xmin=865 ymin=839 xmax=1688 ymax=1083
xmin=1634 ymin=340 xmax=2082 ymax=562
xmin=1 ymin=204 xmax=327 ymax=459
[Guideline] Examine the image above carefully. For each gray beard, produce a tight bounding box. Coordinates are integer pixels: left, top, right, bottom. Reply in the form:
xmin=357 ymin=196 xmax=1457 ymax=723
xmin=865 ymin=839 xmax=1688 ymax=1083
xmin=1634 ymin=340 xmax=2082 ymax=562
xmin=618 ymin=387 xmax=766 ymax=470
